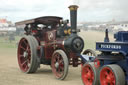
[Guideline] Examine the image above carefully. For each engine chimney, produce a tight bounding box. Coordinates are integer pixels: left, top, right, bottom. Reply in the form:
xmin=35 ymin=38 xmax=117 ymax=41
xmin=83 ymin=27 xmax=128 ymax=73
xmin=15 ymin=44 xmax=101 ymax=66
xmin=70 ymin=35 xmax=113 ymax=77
xmin=104 ymin=29 xmax=109 ymax=42
xmin=68 ymin=5 xmax=78 ymax=33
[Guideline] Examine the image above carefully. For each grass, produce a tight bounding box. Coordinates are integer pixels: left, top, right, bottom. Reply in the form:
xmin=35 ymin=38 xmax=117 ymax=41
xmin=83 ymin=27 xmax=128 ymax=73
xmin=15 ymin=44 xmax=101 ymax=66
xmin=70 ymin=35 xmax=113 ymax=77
xmin=0 ymin=30 xmax=114 ymax=52
xmin=0 ymin=36 xmax=22 ymax=56
xmin=78 ymin=30 xmax=114 ymax=50
xmin=0 ymin=36 xmax=21 ymax=48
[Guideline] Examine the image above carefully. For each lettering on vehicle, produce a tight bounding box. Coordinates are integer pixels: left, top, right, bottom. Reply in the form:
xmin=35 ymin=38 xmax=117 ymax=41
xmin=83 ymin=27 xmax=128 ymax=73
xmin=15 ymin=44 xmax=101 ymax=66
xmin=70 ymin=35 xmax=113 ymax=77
xmin=100 ymin=44 xmax=121 ymax=49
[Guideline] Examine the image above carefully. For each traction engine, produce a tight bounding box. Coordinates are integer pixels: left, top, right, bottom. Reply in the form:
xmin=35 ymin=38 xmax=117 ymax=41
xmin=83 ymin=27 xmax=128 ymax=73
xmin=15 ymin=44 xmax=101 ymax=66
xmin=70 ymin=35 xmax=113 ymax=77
xmin=16 ymin=5 xmax=84 ymax=80
xmin=81 ymin=29 xmax=128 ymax=85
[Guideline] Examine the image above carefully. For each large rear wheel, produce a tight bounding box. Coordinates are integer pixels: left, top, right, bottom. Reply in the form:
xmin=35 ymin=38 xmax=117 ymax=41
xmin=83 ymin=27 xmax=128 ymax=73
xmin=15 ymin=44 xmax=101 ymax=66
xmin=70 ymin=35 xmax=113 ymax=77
xmin=100 ymin=64 xmax=125 ymax=85
xmin=17 ymin=36 xmax=40 ymax=73
xmin=51 ymin=50 xmax=69 ymax=80
xmin=81 ymin=62 xmax=99 ymax=85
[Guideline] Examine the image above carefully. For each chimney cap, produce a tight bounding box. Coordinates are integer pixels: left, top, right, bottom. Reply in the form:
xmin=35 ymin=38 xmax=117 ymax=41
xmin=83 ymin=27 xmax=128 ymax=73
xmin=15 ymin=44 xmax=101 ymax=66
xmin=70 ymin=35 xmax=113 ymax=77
xmin=68 ymin=5 xmax=78 ymax=10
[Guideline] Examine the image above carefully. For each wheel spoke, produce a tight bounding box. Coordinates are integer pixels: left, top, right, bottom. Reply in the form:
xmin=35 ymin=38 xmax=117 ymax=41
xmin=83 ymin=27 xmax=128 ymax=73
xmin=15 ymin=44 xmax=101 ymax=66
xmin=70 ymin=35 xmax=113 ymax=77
xmin=104 ymin=71 xmax=109 ymax=76
xmin=105 ymin=82 xmax=108 ymax=85
xmin=57 ymin=55 xmax=60 ymax=61
xmin=59 ymin=59 xmax=63 ymax=64
xmin=109 ymin=72 xmax=114 ymax=79
xmin=19 ymin=55 xmax=24 ymax=58
xmin=91 ymin=73 xmax=94 ymax=80
xmin=26 ymin=46 xmax=29 ymax=51
xmin=24 ymin=65 xmax=28 ymax=71
xmin=110 ymin=83 xmax=114 ymax=85
xmin=59 ymin=64 xmax=64 ymax=70
xmin=86 ymin=67 xmax=91 ymax=73
xmin=88 ymin=72 xmax=91 ymax=78
xmin=53 ymin=58 xmax=56 ymax=63
xmin=85 ymin=72 xmax=90 ymax=78
xmin=27 ymin=56 xmax=31 ymax=63
xmin=61 ymin=66 xmax=64 ymax=71
xmin=21 ymin=60 xmax=28 ymax=66
xmin=58 ymin=68 xmax=61 ymax=73
xmin=26 ymin=45 xmax=30 ymax=52
xmin=56 ymin=53 xmax=59 ymax=57
xmin=20 ymin=45 xmax=26 ymax=51
xmin=23 ymin=39 xmax=28 ymax=46
xmin=109 ymin=72 xmax=115 ymax=84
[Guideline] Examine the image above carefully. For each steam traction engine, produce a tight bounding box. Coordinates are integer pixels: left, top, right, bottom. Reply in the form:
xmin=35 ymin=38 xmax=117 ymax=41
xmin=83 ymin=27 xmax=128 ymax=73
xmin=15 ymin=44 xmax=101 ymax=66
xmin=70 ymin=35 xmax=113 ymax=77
xmin=81 ymin=29 xmax=128 ymax=85
xmin=16 ymin=5 xmax=84 ymax=80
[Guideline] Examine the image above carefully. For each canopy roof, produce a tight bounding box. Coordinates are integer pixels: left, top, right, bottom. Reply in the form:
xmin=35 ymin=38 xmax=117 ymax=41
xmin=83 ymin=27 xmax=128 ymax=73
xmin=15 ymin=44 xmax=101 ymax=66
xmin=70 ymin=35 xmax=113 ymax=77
xmin=15 ymin=16 xmax=62 ymax=26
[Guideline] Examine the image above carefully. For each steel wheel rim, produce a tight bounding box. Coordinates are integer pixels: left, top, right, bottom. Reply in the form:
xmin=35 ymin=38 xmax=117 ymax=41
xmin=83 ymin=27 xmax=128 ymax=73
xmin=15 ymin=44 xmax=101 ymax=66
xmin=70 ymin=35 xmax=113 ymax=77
xmin=52 ymin=52 xmax=64 ymax=78
xmin=82 ymin=65 xmax=94 ymax=85
xmin=18 ymin=38 xmax=31 ymax=72
xmin=100 ymin=67 xmax=116 ymax=85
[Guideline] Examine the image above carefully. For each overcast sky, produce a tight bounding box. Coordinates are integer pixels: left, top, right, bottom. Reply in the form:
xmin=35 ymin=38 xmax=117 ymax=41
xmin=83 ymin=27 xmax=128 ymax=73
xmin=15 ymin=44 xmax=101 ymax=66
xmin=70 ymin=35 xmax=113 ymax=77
xmin=0 ymin=0 xmax=128 ymax=23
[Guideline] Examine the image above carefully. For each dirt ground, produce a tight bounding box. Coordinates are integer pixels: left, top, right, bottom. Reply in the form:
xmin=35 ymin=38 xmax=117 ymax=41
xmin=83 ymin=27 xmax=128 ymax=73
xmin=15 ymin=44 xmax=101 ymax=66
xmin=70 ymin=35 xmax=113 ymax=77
xmin=0 ymin=47 xmax=83 ymax=85
xmin=0 ymin=30 xmax=114 ymax=85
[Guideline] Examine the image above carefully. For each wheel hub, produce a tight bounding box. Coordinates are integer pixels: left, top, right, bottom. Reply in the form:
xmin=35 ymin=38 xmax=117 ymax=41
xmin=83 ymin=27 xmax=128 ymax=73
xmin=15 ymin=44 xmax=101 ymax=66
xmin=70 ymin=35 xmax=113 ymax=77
xmin=55 ymin=62 xmax=59 ymax=69
xmin=23 ymin=51 xmax=28 ymax=58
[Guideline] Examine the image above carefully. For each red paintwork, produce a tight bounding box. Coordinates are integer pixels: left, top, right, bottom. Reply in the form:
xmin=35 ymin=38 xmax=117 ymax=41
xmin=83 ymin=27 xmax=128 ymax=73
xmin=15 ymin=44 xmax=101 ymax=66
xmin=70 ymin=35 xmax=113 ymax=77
xmin=82 ymin=64 xmax=94 ymax=85
xmin=100 ymin=67 xmax=116 ymax=85
xmin=44 ymin=30 xmax=57 ymax=59
xmin=32 ymin=30 xmax=38 ymax=33
xmin=94 ymin=58 xmax=100 ymax=68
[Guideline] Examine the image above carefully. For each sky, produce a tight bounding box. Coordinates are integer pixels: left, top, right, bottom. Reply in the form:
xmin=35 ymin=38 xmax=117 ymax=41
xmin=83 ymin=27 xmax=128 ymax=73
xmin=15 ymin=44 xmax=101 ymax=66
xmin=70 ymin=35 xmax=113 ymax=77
xmin=0 ymin=0 xmax=128 ymax=23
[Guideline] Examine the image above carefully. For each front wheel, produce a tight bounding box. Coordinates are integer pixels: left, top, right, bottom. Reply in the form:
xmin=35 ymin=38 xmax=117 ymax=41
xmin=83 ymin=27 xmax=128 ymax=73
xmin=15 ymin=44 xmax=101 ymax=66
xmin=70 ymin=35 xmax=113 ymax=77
xmin=51 ymin=50 xmax=69 ymax=80
xmin=81 ymin=62 xmax=99 ymax=85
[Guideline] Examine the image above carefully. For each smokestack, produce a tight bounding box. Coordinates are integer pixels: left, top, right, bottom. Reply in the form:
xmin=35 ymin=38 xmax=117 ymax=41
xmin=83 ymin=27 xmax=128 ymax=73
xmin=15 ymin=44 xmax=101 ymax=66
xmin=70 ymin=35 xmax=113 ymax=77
xmin=68 ymin=5 xmax=78 ymax=33
xmin=104 ymin=29 xmax=109 ymax=42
